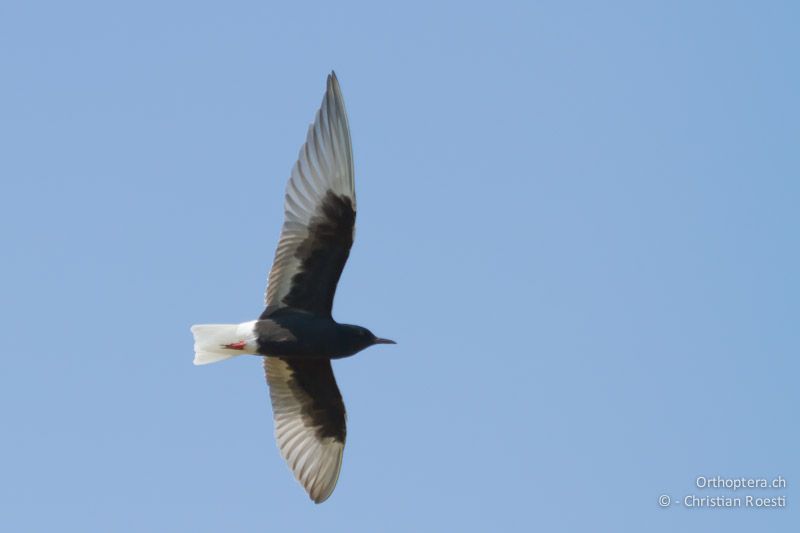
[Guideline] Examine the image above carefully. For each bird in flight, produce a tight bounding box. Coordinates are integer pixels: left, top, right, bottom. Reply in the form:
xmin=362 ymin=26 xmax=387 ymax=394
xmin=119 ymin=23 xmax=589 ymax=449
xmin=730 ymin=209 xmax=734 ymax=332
xmin=191 ymin=72 xmax=395 ymax=503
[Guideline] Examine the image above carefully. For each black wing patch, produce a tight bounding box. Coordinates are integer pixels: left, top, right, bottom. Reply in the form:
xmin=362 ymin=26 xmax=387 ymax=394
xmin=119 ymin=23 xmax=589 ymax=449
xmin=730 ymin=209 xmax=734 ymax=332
xmin=281 ymin=191 xmax=355 ymax=316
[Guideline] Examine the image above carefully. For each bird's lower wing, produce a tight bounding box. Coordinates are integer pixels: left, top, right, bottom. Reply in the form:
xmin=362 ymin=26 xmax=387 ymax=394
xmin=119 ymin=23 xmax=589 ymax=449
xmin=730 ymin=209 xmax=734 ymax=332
xmin=264 ymin=357 xmax=346 ymax=503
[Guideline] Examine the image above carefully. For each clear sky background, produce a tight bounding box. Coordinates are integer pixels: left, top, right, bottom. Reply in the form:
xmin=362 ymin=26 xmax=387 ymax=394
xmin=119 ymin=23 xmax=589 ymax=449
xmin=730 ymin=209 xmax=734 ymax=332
xmin=1 ymin=1 xmax=797 ymax=531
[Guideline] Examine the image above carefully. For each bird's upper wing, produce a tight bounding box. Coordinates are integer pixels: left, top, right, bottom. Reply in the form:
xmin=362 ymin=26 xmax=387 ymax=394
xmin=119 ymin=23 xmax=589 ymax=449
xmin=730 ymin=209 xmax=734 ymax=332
xmin=264 ymin=357 xmax=346 ymax=503
xmin=265 ymin=72 xmax=356 ymax=317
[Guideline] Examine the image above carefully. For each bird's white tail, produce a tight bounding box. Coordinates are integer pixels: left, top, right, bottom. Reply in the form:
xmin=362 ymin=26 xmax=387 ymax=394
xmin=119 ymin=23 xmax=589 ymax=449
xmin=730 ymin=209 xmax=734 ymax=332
xmin=190 ymin=322 xmax=257 ymax=365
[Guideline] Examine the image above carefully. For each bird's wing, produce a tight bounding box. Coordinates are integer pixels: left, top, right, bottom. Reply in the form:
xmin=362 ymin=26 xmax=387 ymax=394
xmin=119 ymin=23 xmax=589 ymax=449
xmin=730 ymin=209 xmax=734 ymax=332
xmin=265 ymin=72 xmax=356 ymax=316
xmin=264 ymin=357 xmax=346 ymax=503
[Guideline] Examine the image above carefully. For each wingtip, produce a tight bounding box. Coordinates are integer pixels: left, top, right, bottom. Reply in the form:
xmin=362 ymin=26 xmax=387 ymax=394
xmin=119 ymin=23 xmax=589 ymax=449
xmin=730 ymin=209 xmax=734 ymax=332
xmin=310 ymin=484 xmax=335 ymax=504
xmin=327 ymin=71 xmax=342 ymax=94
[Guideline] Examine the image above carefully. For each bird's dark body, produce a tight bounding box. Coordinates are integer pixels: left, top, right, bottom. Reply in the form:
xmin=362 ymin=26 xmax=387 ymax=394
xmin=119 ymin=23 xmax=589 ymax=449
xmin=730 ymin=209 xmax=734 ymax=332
xmin=255 ymin=307 xmax=374 ymax=359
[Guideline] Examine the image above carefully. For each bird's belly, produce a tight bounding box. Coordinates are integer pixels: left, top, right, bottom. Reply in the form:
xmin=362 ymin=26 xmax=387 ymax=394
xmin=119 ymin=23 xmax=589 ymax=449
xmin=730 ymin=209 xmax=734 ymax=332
xmin=254 ymin=315 xmax=350 ymax=358
xmin=256 ymin=332 xmax=344 ymax=358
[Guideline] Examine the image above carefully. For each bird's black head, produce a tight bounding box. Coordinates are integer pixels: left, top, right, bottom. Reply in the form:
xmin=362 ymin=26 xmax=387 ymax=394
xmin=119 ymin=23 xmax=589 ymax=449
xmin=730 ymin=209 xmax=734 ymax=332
xmin=339 ymin=325 xmax=396 ymax=356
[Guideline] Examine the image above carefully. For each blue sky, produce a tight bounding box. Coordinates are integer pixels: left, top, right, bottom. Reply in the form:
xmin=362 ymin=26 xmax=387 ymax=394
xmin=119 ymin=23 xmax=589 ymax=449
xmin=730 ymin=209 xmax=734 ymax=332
xmin=1 ymin=1 xmax=797 ymax=531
